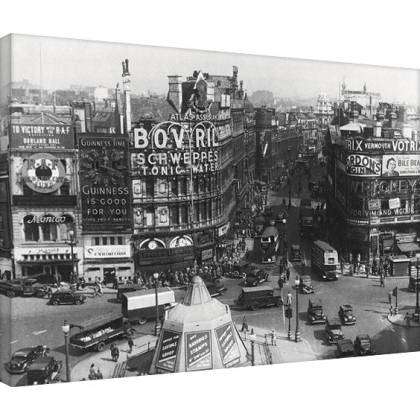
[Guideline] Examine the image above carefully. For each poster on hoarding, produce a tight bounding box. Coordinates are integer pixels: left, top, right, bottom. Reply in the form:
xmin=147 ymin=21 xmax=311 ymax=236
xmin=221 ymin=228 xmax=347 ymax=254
xmin=156 ymin=330 xmax=181 ymax=372
xmin=382 ymin=155 xmax=420 ymax=177
xmin=78 ymin=134 xmax=131 ymax=229
xmin=215 ymin=323 xmax=240 ymax=367
xmin=185 ymin=331 xmax=212 ymax=371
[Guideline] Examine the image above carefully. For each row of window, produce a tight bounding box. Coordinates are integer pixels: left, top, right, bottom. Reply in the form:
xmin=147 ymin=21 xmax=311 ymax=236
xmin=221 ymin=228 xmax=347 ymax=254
xmin=23 ymin=215 xmax=74 ymax=242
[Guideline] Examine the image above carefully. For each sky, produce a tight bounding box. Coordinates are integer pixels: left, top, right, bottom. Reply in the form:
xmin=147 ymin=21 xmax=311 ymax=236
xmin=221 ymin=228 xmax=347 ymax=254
xmin=5 ymin=33 xmax=420 ymax=106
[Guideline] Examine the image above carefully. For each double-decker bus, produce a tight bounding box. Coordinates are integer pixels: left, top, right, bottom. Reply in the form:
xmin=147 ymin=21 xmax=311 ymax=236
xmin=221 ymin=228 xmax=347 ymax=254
xmin=259 ymin=226 xmax=280 ymax=264
xmin=311 ymin=240 xmax=339 ymax=281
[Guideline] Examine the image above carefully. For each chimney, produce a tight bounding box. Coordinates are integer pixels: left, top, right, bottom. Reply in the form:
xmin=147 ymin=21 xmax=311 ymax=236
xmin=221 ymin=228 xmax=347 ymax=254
xmin=373 ymin=121 xmax=382 ymax=138
xmin=390 ymin=112 xmax=397 ymax=128
xmin=167 ymin=75 xmax=182 ymax=113
xmin=412 ymin=130 xmax=418 ymax=141
xmin=398 ymin=106 xmax=407 ymax=123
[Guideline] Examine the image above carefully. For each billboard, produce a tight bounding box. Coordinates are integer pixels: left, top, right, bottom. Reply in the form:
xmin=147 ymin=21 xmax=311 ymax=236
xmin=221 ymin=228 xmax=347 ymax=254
xmin=215 ymin=323 xmax=240 ymax=367
xmin=185 ymin=331 xmax=212 ymax=371
xmin=381 ymin=155 xmax=420 ymax=177
xmin=78 ymin=135 xmax=131 ymax=230
xmin=9 ymin=124 xmax=74 ymax=150
xmin=156 ymin=330 xmax=181 ymax=372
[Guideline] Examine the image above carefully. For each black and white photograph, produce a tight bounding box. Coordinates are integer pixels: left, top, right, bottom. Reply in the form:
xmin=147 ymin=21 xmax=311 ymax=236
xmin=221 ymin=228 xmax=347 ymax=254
xmin=1 ymin=2 xmax=420 ymax=419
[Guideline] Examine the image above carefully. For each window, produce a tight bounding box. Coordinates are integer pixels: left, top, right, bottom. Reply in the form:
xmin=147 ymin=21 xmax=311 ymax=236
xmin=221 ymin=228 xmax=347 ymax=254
xmin=59 ymin=183 xmax=70 ymax=195
xmin=170 ymin=206 xmax=179 ymax=225
xmin=24 ymin=215 xmax=39 ymax=242
xmin=117 ymin=237 xmax=123 ymax=245
xmin=110 ymin=237 xmax=115 ymax=245
xmin=170 ymin=179 xmax=178 ymax=196
xmin=146 ymin=177 xmax=155 ymax=196
xmin=94 ymin=237 xmax=100 ymax=246
xmin=40 ymin=216 xmax=57 ymax=241
xmin=180 ymin=206 xmax=188 ymax=224
xmin=58 ymin=215 xmax=74 ymax=240
xmin=0 ymin=214 xmax=3 ymax=230
xmin=102 ymin=237 xmax=108 ymax=245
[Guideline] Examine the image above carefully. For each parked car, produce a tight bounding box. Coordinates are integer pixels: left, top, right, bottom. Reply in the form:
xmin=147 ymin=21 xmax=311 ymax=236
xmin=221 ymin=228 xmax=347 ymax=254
xmin=291 ymin=245 xmax=302 ymax=262
xmin=307 ymin=298 xmax=326 ymax=324
xmin=227 ymin=262 xmax=253 ymax=279
xmin=0 ymin=278 xmax=47 ymax=298
xmin=48 ymin=290 xmax=87 ymax=306
xmin=324 ymin=271 xmax=338 ymax=281
xmin=338 ymin=304 xmax=356 ymax=325
xmin=354 ymin=334 xmax=376 ymax=356
xmin=299 ymin=275 xmax=314 ymax=294
xmin=5 ymin=345 xmax=50 ymax=374
xmin=325 ymin=316 xmax=344 ymax=344
xmin=245 ymin=268 xmax=269 ymax=287
xmin=335 ymin=339 xmax=355 ymax=358
xmin=237 ymin=286 xmax=283 ymax=311
xmin=408 ymin=276 xmax=420 ymax=292
xmin=205 ymin=281 xmax=227 ymax=297
xmin=26 ymin=356 xmax=62 ymax=385
xmin=263 ymin=206 xmax=273 ymax=217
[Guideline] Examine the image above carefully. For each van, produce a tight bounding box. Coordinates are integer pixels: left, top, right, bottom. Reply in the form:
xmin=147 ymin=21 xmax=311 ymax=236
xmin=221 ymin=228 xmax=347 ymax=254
xmin=237 ymin=286 xmax=283 ymax=311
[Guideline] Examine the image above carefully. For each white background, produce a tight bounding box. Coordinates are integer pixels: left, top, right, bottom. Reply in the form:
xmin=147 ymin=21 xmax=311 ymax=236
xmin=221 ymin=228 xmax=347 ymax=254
xmin=1 ymin=1 xmax=420 ymax=419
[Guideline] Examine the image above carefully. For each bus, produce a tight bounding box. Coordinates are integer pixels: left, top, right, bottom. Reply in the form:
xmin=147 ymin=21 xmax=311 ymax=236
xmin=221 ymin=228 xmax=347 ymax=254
xmin=259 ymin=226 xmax=280 ymax=264
xmin=299 ymin=208 xmax=314 ymax=237
xmin=311 ymin=240 xmax=339 ymax=281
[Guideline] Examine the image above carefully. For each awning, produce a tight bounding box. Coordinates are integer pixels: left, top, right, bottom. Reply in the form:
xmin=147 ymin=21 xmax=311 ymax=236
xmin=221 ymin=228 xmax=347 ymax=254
xmin=397 ymin=243 xmax=420 ymax=253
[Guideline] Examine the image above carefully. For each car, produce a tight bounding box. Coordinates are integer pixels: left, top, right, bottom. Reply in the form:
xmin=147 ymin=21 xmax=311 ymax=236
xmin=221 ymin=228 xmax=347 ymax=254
xmin=263 ymin=206 xmax=273 ymax=217
xmin=300 ymin=198 xmax=312 ymax=210
xmin=291 ymin=245 xmax=302 ymax=262
xmin=275 ymin=212 xmax=287 ymax=225
xmin=409 ymin=276 xmax=420 ymax=292
xmin=299 ymin=275 xmax=314 ymax=294
xmin=237 ymin=285 xmax=283 ymax=311
xmin=48 ymin=290 xmax=87 ymax=306
xmin=26 ymin=356 xmax=62 ymax=385
xmin=5 ymin=345 xmax=50 ymax=374
xmin=205 ymin=281 xmax=227 ymax=297
xmin=245 ymin=268 xmax=269 ymax=287
xmin=338 ymin=304 xmax=356 ymax=325
xmin=335 ymin=339 xmax=355 ymax=358
xmin=354 ymin=334 xmax=376 ymax=356
xmin=323 ymin=271 xmax=338 ymax=281
xmin=228 ymin=262 xmax=253 ymax=279
xmin=0 ymin=278 xmax=47 ymax=298
xmin=307 ymin=298 xmax=326 ymax=324
xmin=325 ymin=316 xmax=344 ymax=344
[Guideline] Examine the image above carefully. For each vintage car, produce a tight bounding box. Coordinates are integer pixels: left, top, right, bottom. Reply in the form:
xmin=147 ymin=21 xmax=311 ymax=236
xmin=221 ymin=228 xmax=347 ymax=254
xmin=263 ymin=206 xmax=273 ymax=217
xmin=324 ymin=271 xmax=338 ymax=281
xmin=204 ymin=281 xmax=228 ymax=297
xmin=307 ymin=298 xmax=326 ymax=324
xmin=338 ymin=304 xmax=356 ymax=325
xmin=335 ymin=339 xmax=355 ymax=358
xmin=245 ymin=268 xmax=269 ymax=287
xmin=408 ymin=276 xmax=420 ymax=293
xmin=291 ymin=245 xmax=302 ymax=262
xmin=354 ymin=334 xmax=376 ymax=356
xmin=26 ymin=356 xmax=62 ymax=385
xmin=237 ymin=286 xmax=283 ymax=311
xmin=299 ymin=275 xmax=315 ymax=294
xmin=325 ymin=316 xmax=344 ymax=344
xmin=5 ymin=345 xmax=50 ymax=374
xmin=226 ymin=262 xmax=253 ymax=279
xmin=0 ymin=278 xmax=47 ymax=298
xmin=48 ymin=290 xmax=87 ymax=306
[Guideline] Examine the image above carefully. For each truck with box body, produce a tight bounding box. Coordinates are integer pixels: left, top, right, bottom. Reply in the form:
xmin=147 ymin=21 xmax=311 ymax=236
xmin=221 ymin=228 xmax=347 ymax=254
xmin=121 ymin=287 xmax=176 ymax=325
xmin=69 ymin=312 xmax=134 ymax=352
xmin=237 ymin=285 xmax=283 ymax=311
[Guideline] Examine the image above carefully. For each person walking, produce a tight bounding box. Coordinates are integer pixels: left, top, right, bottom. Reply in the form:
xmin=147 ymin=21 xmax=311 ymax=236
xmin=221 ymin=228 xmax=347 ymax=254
xmin=405 ymin=312 xmax=411 ymax=329
xmin=271 ymin=329 xmax=276 ymax=346
xmin=111 ymin=344 xmax=120 ymax=362
xmin=286 ymin=267 xmax=290 ymax=282
xmin=127 ymin=336 xmax=134 ymax=354
xmin=241 ymin=316 xmax=249 ymax=333
xmin=286 ymin=291 xmax=292 ymax=306
xmin=388 ymin=290 xmax=392 ymax=305
xmin=88 ymin=363 xmax=97 ymax=380
xmin=389 ymin=306 xmax=393 ymax=317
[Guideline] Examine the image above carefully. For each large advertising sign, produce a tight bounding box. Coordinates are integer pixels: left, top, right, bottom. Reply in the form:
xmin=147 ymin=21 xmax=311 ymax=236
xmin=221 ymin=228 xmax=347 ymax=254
xmin=345 ymin=138 xmax=420 ymax=153
xmin=215 ymin=323 xmax=240 ymax=368
xmin=21 ymin=153 xmax=66 ymax=193
xmin=346 ymin=154 xmax=381 ymax=175
xmin=131 ymin=121 xmax=219 ymax=176
xmin=78 ymin=135 xmax=131 ymax=230
xmin=156 ymin=330 xmax=181 ymax=372
xmin=9 ymin=124 xmax=74 ymax=150
xmin=185 ymin=331 xmax=212 ymax=371
xmin=381 ymin=155 xmax=420 ymax=176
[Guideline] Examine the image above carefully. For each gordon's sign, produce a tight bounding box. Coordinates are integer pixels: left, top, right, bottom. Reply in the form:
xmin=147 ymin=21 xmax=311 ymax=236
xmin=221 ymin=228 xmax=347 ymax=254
xmin=346 ymin=154 xmax=381 ymax=175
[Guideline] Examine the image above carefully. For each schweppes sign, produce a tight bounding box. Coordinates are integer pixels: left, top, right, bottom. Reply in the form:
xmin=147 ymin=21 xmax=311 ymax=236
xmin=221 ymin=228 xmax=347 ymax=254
xmin=346 ymin=154 xmax=381 ymax=175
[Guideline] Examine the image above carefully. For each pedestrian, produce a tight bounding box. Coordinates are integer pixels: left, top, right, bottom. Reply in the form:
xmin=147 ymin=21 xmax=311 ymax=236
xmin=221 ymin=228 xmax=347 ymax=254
xmin=271 ymin=329 xmax=276 ymax=346
xmin=278 ymin=276 xmax=283 ymax=290
xmin=405 ymin=313 xmax=411 ymax=329
xmin=380 ymin=273 xmax=385 ymax=287
xmin=241 ymin=316 xmax=249 ymax=332
xmin=286 ymin=267 xmax=290 ymax=282
xmin=88 ymin=363 xmax=97 ymax=380
xmin=111 ymin=344 xmax=120 ymax=362
xmin=388 ymin=290 xmax=392 ymax=305
xmin=286 ymin=291 xmax=292 ymax=306
xmin=127 ymin=336 xmax=134 ymax=354
xmin=389 ymin=306 xmax=393 ymax=317
xmin=365 ymin=264 xmax=370 ymax=278
xmin=96 ymin=368 xmax=103 ymax=380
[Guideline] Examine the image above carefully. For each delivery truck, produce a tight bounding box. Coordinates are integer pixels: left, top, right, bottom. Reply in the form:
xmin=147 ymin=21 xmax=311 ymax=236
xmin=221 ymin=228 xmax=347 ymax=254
xmin=69 ymin=312 xmax=134 ymax=352
xmin=121 ymin=287 xmax=176 ymax=325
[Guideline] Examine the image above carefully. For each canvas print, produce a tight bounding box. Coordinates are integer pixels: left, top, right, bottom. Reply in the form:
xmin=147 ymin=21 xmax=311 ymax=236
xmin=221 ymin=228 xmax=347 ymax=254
xmin=0 ymin=34 xmax=419 ymax=387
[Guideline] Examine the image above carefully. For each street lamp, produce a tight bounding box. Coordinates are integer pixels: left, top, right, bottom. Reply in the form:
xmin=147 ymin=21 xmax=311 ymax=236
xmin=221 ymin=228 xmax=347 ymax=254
xmin=65 ymin=230 xmax=78 ymax=282
xmin=415 ymin=254 xmax=420 ymax=318
xmin=294 ymin=276 xmax=301 ymax=342
xmin=153 ymin=272 xmax=161 ymax=336
xmin=62 ymin=320 xmax=71 ymax=383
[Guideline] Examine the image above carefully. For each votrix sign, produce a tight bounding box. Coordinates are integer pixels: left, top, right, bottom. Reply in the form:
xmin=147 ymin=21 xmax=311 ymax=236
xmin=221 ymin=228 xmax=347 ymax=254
xmin=78 ymin=134 xmax=131 ymax=230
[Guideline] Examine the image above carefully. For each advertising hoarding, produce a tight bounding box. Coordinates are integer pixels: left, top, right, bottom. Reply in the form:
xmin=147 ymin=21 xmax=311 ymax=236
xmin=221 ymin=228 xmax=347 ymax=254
xmin=156 ymin=330 xmax=181 ymax=372
xmin=215 ymin=323 xmax=240 ymax=367
xmin=381 ymin=155 xmax=420 ymax=176
xmin=185 ymin=331 xmax=212 ymax=371
xmin=78 ymin=135 xmax=131 ymax=230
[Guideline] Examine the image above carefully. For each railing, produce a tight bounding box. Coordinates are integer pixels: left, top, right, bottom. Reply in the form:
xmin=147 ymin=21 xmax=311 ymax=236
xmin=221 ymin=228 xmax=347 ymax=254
xmin=263 ymin=335 xmax=273 ymax=365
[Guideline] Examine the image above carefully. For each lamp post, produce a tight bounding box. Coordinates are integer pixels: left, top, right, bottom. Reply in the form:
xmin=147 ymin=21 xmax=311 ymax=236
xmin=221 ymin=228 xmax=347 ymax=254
xmin=153 ymin=272 xmax=161 ymax=336
xmin=287 ymin=305 xmax=292 ymax=340
xmin=249 ymin=329 xmax=256 ymax=366
xmin=294 ymin=276 xmax=301 ymax=342
xmin=415 ymin=254 xmax=420 ymax=317
xmin=62 ymin=320 xmax=71 ymax=383
xmin=65 ymin=230 xmax=78 ymax=281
